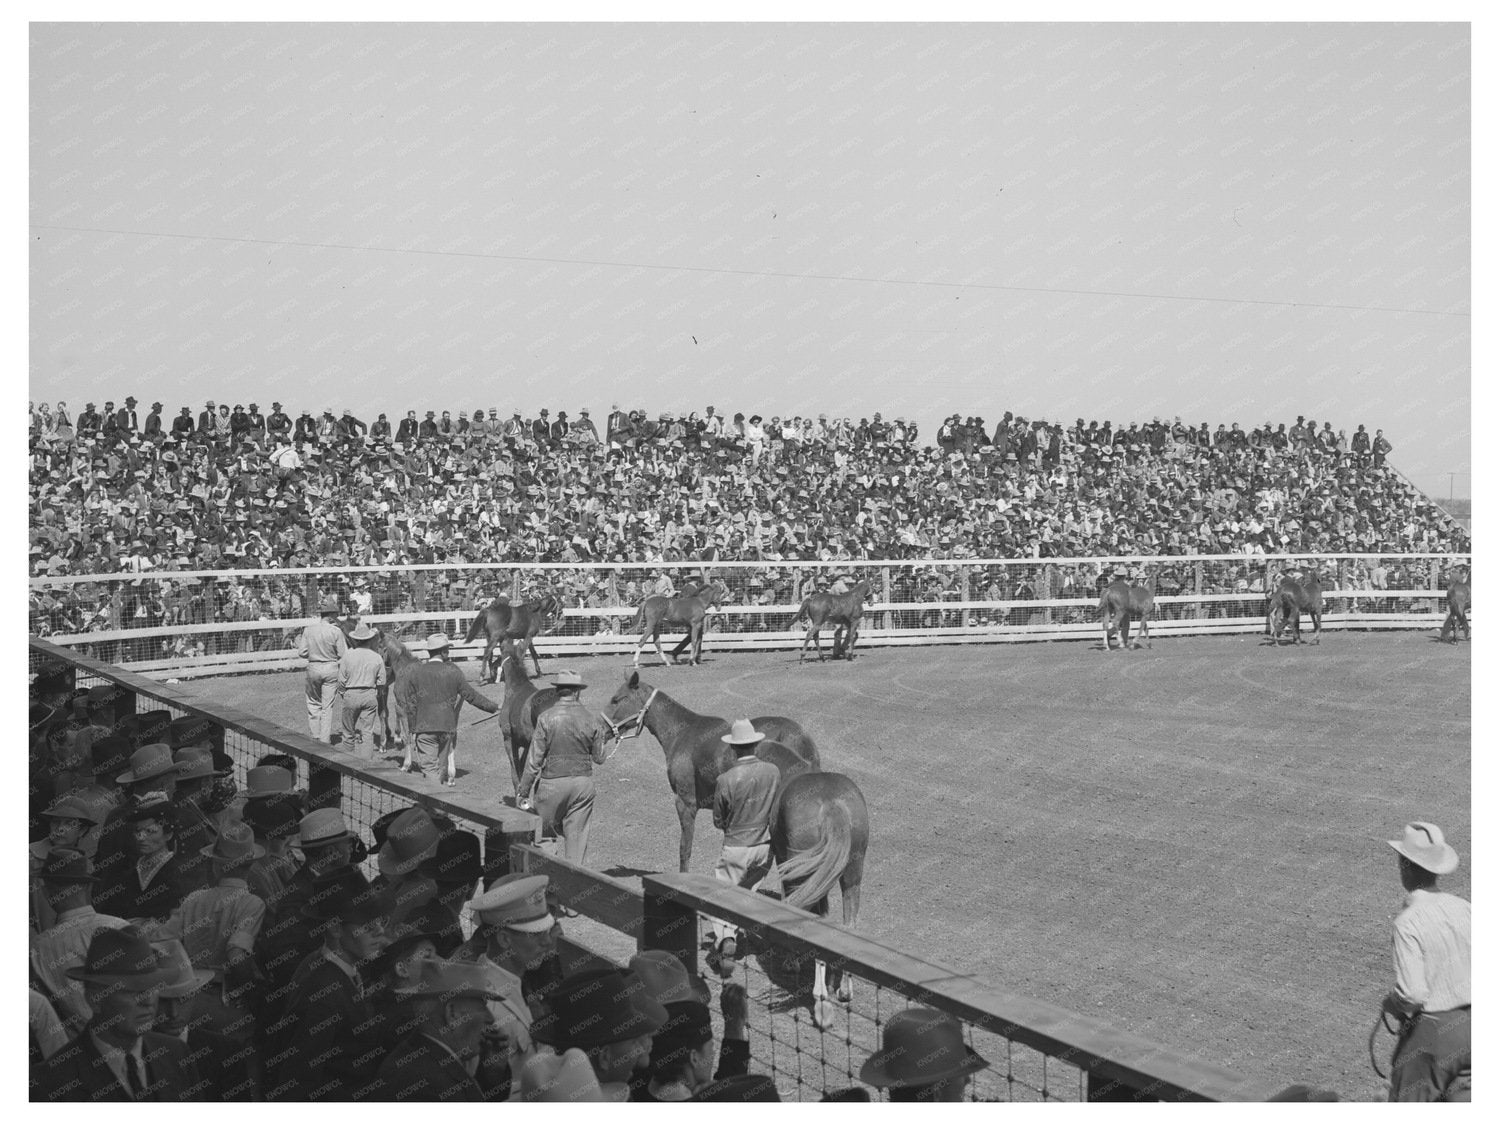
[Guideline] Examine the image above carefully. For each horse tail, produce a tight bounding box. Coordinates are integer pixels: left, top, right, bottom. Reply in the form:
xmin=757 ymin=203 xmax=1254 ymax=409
xmin=631 ymin=601 xmax=647 ymax=633
xmin=793 ymin=597 xmax=812 ymax=624
xmin=779 ymin=814 xmax=853 ymax=913
xmin=463 ymin=610 xmax=486 ymax=644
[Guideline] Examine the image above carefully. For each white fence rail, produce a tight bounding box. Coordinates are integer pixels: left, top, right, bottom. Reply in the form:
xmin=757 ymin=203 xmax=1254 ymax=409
xmin=30 ymin=554 xmax=1468 ymax=678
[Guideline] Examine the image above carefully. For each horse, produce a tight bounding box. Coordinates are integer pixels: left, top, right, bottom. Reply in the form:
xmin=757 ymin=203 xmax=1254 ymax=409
xmin=762 ymin=770 xmax=869 ymax=1028
xmin=1440 ymin=568 xmax=1471 ymax=643
xmin=463 ymin=592 xmax=562 ymax=683
xmin=494 ymin=637 xmax=562 ymax=799
xmin=1265 ymin=567 xmax=1325 ymax=645
xmin=370 ymin=630 xmax=424 ymax=768
xmin=794 ymin=579 xmax=872 ymax=662
xmin=600 ymin=670 xmax=821 ymax=871
xmin=1100 ymin=571 xmax=1155 ymax=651
xmin=632 ymin=579 xmax=729 ymax=667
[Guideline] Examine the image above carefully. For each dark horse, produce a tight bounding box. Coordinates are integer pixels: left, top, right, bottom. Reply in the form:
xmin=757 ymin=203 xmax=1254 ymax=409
xmin=373 ymin=630 xmax=425 ymax=766
xmin=338 ymin=620 xmax=421 ymax=751
xmin=632 ymin=580 xmax=729 ymax=667
xmin=1100 ymin=570 xmax=1155 ymax=651
xmin=464 ymin=592 xmax=562 ymax=683
xmin=1266 ymin=567 xmax=1325 ymax=645
xmin=494 ymin=637 xmax=562 ymax=799
xmin=794 ymin=579 xmax=872 ymax=662
xmin=601 ymin=670 xmax=820 ymax=872
xmin=1440 ymin=567 xmax=1471 ymax=643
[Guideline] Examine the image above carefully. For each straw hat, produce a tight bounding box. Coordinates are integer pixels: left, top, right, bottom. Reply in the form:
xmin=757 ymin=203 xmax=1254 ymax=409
xmin=298 ymin=808 xmax=357 ymax=849
xmin=152 ymin=939 xmax=215 ymax=1000
xmin=425 ymin=632 xmax=451 ymax=652
xmin=349 ymin=622 xmax=377 ymax=641
xmin=552 ymin=669 xmax=584 ymax=689
xmin=720 ymin=719 xmax=765 ymax=747
xmin=858 ymin=1007 xmax=990 ymax=1088
xmin=1387 ymin=822 xmax=1460 ymax=875
xmin=200 ymin=820 xmax=266 ymax=866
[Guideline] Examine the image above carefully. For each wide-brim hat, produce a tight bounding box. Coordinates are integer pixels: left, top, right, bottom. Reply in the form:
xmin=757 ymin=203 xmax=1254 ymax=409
xmin=349 ymin=622 xmax=377 ymax=641
xmin=531 ymin=968 xmax=668 ymax=1048
xmin=628 ymin=949 xmax=705 ymax=1006
xmin=116 ymin=743 xmax=179 ymax=784
xmin=201 ymin=820 xmax=266 ymax=865
xmin=67 ymin=926 xmax=177 ymax=988
xmin=552 ymin=670 xmax=584 ymax=689
xmin=42 ymin=796 xmax=100 ymax=825
xmin=173 ymin=746 xmax=229 ymax=781
xmin=720 ymin=718 xmax=765 ymax=747
xmin=298 ymin=808 xmax=357 ymax=849
xmin=245 ymin=765 xmax=295 ymax=800
xmin=377 ymin=808 xmax=442 ymax=879
xmin=425 ymin=632 xmax=451 ymax=652
xmin=152 ymin=939 xmax=215 ymax=1000
xmin=858 ymin=1007 xmax=990 ymax=1088
xmin=242 ymin=792 xmax=303 ymax=839
xmin=418 ymin=829 xmax=483 ymax=887
xmin=1387 ymin=822 xmax=1460 ymax=875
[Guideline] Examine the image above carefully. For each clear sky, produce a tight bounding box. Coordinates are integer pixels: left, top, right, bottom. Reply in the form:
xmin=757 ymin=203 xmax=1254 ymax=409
xmin=29 ymin=21 xmax=1471 ymax=494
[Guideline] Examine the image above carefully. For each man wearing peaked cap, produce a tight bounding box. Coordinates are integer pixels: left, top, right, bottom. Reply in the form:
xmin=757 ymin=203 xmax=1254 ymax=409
xmin=531 ymin=967 xmax=669 ymax=1101
xmin=517 ymin=670 xmax=608 ymax=864
xmin=454 ymin=873 xmax=558 ymax=1091
xmin=404 ymin=632 xmax=500 ymax=785
xmin=1382 ymin=822 xmax=1470 ymax=1102
xmin=32 ymin=925 xmax=207 ymax=1102
xmin=371 ymin=957 xmax=506 ymax=1102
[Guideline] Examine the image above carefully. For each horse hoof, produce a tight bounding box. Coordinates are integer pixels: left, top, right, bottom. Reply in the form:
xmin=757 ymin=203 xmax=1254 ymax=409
xmin=836 ymin=980 xmax=853 ymax=1004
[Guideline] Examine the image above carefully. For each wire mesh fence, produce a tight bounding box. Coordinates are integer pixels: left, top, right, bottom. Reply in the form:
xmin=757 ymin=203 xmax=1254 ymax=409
xmin=28 ymin=554 xmax=1470 ymax=672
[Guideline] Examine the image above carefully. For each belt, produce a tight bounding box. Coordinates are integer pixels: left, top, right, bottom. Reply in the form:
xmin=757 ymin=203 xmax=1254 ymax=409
xmin=310 ymin=660 xmax=338 ymax=664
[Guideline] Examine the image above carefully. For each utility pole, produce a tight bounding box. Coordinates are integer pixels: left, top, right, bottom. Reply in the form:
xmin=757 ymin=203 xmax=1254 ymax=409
xmin=1448 ymin=472 xmax=1456 ymax=503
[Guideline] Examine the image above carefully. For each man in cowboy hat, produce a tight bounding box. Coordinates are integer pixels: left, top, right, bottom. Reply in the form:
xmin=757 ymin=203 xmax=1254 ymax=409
xmin=706 ymin=719 xmax=782 ymax=976
xmin=1382 ymin=822 xmax=1470 ymax=1102
xmin=531 ymin=967 xmax=669 ymax=1101
xmin=295 ymin=597 xmax=348 ymax=743
xmin=370 ymin=958 xmax=507 ymax=1102
xmin=858 ymin=1006 xmax=990 ymax=1101
xmin=517 ymin=670 xmax=609 ymax=864
xmin=455 ymin=873 xmax=558 ymax=1089
xmin=30 ymin=852 xmax=132 ymax=1038
xmin=268 ymin=869 xmax=392 ymax=1102
xmin=31 ymin=925 xmax=206 ymax=1101
xmin=373 ymin=806 xmax=442 ymax=922
xmin=404 ymin=632 xmax=499 ymax=785
xmin=335 ymin=621 xmax=386 ymax=757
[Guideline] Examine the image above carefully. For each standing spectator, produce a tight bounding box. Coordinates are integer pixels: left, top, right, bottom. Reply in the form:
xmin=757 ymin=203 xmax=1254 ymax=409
xmin=30 ymin=925 xmax=206 ymax=1102
xmin=1381 ymin=822 xmax=1470 ymax=1102
xmin=705 ymin=720 xmax=780 ymax=977
xmin=530 ymin=967 xmax=669 ymax=1102
xmin=517 ymin=670 xmax=608 ymax=865
xmin=142 ymin=402 xmax=164 ymax=442
xmin=118 ymin=794 xmax=192 ymax=924
xmin=370 ymin=958 xmax=506 ymax=1101
xmin=403 ymin=633 xmax=500 ymax=784
xmin=858 ymin=1006 xmax=991 ymax=1102
xmin=30 ymin=851 xmax=132 ymax=1038
xmin=1372 ymin=428 xmax=1393 ymax=467
xmin=335 ymin=622 xmax=386 ymax=758
xmin=295 ymin=597 xmax=347 ymax=743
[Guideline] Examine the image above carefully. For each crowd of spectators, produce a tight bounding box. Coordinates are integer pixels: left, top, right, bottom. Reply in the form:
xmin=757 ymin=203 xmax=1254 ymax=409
xmin=28 ymin=398 xmax=1467 ymax=651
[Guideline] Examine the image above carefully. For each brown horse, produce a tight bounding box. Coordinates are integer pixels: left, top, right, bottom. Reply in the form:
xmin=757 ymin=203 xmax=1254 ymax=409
xmin=464 ymin=592 xmax=562 ymax=683
xmin=600 ymin=671 xmax=821 ymax=871
xmin=363 ymin=629 xmax=423 ymax=763
xmin=1100 ymin=571 xmax=1154 ymax=650
xmin=632 ymin=579 xmax=729 ymax=667
xmin=494 ymin=637 xmax=562 ymax=798
xmin=1266 ymin=567 xmax=1325 ymax=645
xmin=794 ymin=579 xmax=872 ymax=662
xmin=1440 ymin=568 xmax=1471 ymax=643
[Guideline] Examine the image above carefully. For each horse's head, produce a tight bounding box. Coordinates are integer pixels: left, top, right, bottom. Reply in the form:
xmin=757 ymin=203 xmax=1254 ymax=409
xmin=702 ymin=579 xmax=731 ymax=607
xmin=601 ymin=669 xmax=655 ymax=739
xmin=850 ymin=579 xmax=872 ymax=599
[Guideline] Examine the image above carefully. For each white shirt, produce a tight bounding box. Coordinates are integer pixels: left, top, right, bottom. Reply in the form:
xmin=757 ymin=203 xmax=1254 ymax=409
xmin=1392 ymin=888 xmax=1470 ymax=1013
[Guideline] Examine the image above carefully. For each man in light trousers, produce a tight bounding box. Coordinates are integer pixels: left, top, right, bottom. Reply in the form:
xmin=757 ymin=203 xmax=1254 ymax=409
xmin=706 ymin=719 xmax=781 ymax=977
xmin=336 ymin=622 xmax=387 ymax=757
xmin=296 ymin=598 xmax=347 ymax=742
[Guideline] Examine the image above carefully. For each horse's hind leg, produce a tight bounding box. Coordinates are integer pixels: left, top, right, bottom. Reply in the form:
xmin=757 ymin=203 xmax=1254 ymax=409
xmin=527 ymin=637 xmax=543 ymax=677
xmin=1138 ymin=614 xmax=1151 ymax=650
xmin=654 ymin=631 xmax=673 ymax=667
xmin=1310 ymin=609 xmax=1321 ymax=645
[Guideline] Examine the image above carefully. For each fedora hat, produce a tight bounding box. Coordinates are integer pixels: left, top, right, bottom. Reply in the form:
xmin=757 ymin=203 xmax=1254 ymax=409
xmin=169 ymin=714 xmax=223 ymax=752
xmin=152 ymin=939 xmax=214 ymax=1000
xmin=377 ymin=808 xmax=442 ymax=879
xmin=116 ymin=743 xmax=178 ymax=784
xmin=418 ymin=829 xmax=483 ymax=888
xmin=518 ymin=1048 xmax=605 ymax=1103
xmin=552 ymin=669 xmax=584 ymax=689
xmin=425 ymin=632 xmax=451 ymax=652
xmin=298 ymin=808 xmax=357 ymax=849
xmin=348 ymin=622 xmax=377 ymax=641
xmin=201 ymin=819 xmax=266 ymax=866
xmin=243 ymin=793 xmax=302 ymax=839
xmin=66 ymin=926 xmax=176 ymax=989
xmin=133 ymin=709 xmax=173 ymax=746
xmin=392 ymin=956 xmax=503 ymax=1002
xmin=173 ymin=746 xmax=227 ymax=781
xmin=629 ymin=949 xmax=706 ymax=1006
xmin=720 ymin=719 xmax=765 ymax=747
xmin=1387 ymin=822 xmax=1460 ymax=875
xmin=858 ymin=1007 xmax=990 ymax=1088
xmin=90 ymin=734 xmax=133 ymax=777
xmin=245 ymin=765 xmax=295 ymax=800
xmin=531 ymin=968 xmax=668 ymax=1048
xmin=41 ymin=849 xmax=98 ymax=884
xmin=42 ymin=795 xmax=100 ymax=825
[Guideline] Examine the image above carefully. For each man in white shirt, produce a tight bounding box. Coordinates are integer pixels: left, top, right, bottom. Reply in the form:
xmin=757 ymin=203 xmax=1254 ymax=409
xmin=1382 ymin=822 xmax=1470 ymax=1102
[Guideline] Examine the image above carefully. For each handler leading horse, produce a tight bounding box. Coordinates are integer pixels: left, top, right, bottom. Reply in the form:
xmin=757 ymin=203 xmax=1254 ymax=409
xmin=795 ymin=579 xmax=872 ymax=662
xmin=464 ymin=591 xmax=562 ymax=683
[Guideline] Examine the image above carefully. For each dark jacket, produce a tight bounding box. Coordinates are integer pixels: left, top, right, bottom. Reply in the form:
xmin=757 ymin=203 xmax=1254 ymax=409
xmin=268 ymin=956 xmax=385 ymax=1102
xmin=396 ymin=418 xmax=418 ymax=443
xmin=143 ymin=410 xmax=163 ymax=438
xmin=369 ymin=1031 xmax=487 ymax=1103
xmin=403 ymin=659 xmax=499 ymax=733
xmin=31 ymin=1026 xmax=206 ymax=1102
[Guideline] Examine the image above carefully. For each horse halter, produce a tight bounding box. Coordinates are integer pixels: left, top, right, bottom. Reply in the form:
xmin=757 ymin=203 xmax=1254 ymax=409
xmin=602 ymin=687 xmax=658 ymax=743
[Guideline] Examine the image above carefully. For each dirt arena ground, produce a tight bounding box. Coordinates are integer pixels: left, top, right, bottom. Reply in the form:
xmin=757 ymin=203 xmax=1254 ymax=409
xmin=199 ymin=630 xmax=1468 ymax=1100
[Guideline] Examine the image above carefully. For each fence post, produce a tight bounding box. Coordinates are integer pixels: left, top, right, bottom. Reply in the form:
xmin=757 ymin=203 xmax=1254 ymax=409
xmin=482 ymin=823 xmax=538 ymax=887
xmin=1193 ymin=561 xmax=1203 ymax=620
xmin=882 ymin=567 xmax=893 ymax=630
xmin=641 ymin=874 xmax=701 ymax=974
xmin=306 ymin=760 xmax=342 ymax=813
